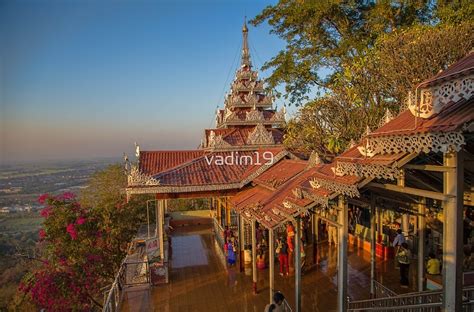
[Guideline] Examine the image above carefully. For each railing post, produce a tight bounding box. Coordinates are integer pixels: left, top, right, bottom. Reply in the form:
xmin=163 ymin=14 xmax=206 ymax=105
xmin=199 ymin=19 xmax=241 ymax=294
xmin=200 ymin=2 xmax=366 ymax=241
xmin=370 ymin=195 xmax=376 ymax=298
xmin=338 ymin=195 xmax=348 ymax=312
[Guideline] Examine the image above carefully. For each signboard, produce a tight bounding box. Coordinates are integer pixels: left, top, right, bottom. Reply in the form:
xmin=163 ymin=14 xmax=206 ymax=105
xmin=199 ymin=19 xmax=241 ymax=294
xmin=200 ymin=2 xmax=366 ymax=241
xmin=145 ymin=237 xmax=159 ymax=256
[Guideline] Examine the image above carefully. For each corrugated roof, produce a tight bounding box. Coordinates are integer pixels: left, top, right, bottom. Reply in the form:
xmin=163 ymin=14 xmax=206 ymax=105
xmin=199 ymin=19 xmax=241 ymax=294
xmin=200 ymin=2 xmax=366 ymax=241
xmin=370 ymin=97 xmax=473 ymax=138
xmin=150 ymin=148 xmax=286 ymax=187
xmin=139 ymin=150 xmax=205 ymax=176
xmin=253 ymin=159 xmax=307 ymax=189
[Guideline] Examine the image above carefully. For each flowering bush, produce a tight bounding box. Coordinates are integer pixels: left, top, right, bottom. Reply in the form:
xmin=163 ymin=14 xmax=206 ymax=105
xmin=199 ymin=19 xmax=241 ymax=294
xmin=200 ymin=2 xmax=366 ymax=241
xmin=19 ymin=193 xmax=104 ymax=310
xmin=19 ymin=165 xmax=149 ymax=311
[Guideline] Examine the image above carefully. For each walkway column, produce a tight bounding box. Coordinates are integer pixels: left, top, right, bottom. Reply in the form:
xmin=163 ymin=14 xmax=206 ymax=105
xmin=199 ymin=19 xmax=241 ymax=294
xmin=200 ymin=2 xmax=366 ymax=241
xmin=313 ymin=214 xmax=319 ymax=265
xmin=251 ymin=220 xmax=257 ymax=294
xmin=159 ymin=200 xmax=165 ymax=261
xmin=443 ymin=151 xmax=463 ymax=312
xmin=338 ymin=196 xmax=348 ymax=312
xmin=239 ymin=215 xmax=245 ymax=272
xmin=269 ymin=228 xmax=275 ymax=304
xmin=295 ymin=217 xmax=302 ymax=312
xmin=377 ymin=206 xmax=382 ymax=243
xmin=418 ymin=199 xmax=426 ymax=292
xmin=370 ymin=195 xmax=376 ymax=298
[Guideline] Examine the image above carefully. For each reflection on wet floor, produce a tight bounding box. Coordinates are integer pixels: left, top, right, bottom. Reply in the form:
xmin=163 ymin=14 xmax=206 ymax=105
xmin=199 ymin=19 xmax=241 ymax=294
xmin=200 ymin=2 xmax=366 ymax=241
xmin=172 ymin=235 xmax=209 ymax=268
xmin=121 ymin=225 xmax=418 ymax=312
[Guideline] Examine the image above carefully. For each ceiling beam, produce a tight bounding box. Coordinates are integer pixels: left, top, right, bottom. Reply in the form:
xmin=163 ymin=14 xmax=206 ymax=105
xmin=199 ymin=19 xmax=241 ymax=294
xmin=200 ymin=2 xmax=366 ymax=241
xmin=368 ymin=182 xmax=448 ymax=201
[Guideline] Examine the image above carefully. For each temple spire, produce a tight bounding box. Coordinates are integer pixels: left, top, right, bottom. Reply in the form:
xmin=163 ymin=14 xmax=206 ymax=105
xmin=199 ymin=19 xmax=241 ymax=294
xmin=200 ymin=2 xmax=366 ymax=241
xmin=241 ymin=17 xmax=251 ymax=68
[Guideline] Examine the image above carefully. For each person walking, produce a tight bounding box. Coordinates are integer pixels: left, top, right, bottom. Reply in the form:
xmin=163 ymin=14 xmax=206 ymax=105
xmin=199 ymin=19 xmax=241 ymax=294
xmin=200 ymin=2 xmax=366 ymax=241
xmin=397 ymin=242 xmax=411 ymax=288
xmin=264 ymin=291 xmax=285 ymax=312
xmin=393 ymin=229 xmax=406 ymax=268
xmin=227 ymin=238 xmax=236 ymax=266
xmin=277 ymin=237 xmax=289 ymax=276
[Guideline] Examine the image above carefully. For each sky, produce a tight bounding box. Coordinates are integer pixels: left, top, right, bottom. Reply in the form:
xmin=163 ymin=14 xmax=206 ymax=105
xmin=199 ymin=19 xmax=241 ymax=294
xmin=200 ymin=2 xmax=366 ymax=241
xmin=0 ymin=0 xmax=291 ymax=163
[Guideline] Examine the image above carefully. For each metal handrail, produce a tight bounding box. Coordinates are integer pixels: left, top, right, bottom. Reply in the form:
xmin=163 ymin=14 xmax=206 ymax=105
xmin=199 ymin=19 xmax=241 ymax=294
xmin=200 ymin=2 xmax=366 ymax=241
xmin=348 ymin=286 xmax=474 ymax=312
xmin=102 ymin=260 xmax=127 ymax=312
xmin=373 ymin=280 xmax=398 ymax=298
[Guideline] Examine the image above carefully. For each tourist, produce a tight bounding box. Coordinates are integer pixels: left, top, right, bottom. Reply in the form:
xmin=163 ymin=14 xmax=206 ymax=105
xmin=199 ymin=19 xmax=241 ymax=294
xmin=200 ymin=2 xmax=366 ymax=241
xmin=227 ymin=238 xmax=236 ymax=266
xmin=397 ymin=242 xmax=411 ymax=288
xmin=278 ymin=237 xmax=289 ymax=276
xmin=426 ymin=253 xmax=440 ymax=275
xmin=392 ymin=229 xmax=406 ymax=250
xmin=286 ymin=222 xmax=295 ymax=253
xmin=264 ymin=291 xmax=285 ymax=312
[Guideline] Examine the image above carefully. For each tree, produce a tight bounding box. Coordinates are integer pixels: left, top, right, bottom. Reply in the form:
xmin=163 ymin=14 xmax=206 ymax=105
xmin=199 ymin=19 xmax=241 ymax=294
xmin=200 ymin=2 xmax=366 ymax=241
xmin=252 ymin=1 xmax=473 ymax=156
xmin=17 ymin=165 xmax=150 ymax=311
xmin=252 ymin=0 xmax=433 ymax=104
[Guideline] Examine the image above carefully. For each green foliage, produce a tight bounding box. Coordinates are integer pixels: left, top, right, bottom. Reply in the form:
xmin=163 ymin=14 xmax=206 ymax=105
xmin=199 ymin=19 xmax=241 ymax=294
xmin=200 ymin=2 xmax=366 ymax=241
xmin=252 ymin=0 xmax=433 ymax=104
xmin=253 ymin=1 xmax=473 ymax=156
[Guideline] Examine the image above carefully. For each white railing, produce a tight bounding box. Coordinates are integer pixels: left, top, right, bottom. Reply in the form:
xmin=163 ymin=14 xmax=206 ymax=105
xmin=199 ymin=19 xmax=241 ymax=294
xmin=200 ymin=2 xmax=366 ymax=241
xmin=102 ymin=260 xmax=127 ymax=312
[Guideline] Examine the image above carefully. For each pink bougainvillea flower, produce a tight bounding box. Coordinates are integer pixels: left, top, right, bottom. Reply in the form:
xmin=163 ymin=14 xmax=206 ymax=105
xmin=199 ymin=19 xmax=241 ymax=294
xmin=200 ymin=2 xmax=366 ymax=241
xmin=39 ymin=229 xmax=46 ymax=239
xmin=66 ymin=223 xmax=78 ymax=240
xmin=76 ymin=216 xmax=87 ymax=225
xmin=38 ymin=194 xmax=49 ymax=204
xmin=58 ymin=192 xmax=76 ymax=201
xmin=40 ymin=207 xmax=52 ymax=218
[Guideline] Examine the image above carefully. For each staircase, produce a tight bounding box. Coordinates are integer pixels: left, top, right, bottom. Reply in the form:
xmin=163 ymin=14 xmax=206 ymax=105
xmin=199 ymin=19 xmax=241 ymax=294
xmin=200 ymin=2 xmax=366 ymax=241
xmin=347 ymin=286 xmax=474 ymax=311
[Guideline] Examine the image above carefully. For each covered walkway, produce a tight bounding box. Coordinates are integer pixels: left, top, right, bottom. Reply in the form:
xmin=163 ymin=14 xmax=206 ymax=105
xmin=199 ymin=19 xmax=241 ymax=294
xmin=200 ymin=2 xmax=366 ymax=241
xmin=121 ymin=225 xmax=418 ymax=312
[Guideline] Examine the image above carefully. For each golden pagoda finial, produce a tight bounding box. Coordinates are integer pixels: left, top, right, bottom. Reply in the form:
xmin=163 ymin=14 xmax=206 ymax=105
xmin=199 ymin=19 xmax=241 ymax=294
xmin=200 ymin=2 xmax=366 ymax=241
xmin=241 ymin=17 xmax=251 ymax=68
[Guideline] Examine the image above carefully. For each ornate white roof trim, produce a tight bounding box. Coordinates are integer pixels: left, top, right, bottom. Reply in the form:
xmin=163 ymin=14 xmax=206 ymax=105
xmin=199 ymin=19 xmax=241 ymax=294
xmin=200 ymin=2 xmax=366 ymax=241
xmin=309 ymin=177 xmax=360 ymax=198
xmin=368 ymin=131 xmax=465 ymax=154
xmin=335 ymin=161 xmax=399 ymax=180
xmin=246 ymin=124 xmax=275 ymax=145
xmin=408 ymin=74 xmax=473 ymax=119
xmin=128 ymin=166 xmax=160 ymax=187
xmin=301 ymin=190 xmax=329 ymax=208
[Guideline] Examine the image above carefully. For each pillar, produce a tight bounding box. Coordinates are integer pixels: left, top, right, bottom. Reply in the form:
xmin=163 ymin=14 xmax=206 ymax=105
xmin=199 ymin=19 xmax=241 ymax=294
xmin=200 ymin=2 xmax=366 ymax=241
xmin=295 ymin=217 xmax=302 ymax=312
xmin=418 ymin=199 xmax=426 ymax=292
xmin=269 ymin=229 xmax=275 ymax=304
xmin=442 ymin=151 xmax=463 ymax=312
xmin=313 ymin=214 xmax=319 ymax=265
xmin=251 ymin=220 xmax=257 ymax=294
xmin=158 ymin=200 xmax=164 ymax=261
xmin=239 ymin=215 xmax=245 ymax=272
xmin=377 ymin=206 xmax=383 ymax=243
xmin=338 ymin=196 xmax=348 ymax=312
xmin=370 ymin=196 xmax=376 ymax=298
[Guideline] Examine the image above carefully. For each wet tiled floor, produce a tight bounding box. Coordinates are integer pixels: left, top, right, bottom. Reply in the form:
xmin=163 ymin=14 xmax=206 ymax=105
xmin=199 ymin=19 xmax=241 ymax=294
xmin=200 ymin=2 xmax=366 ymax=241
xmin=121 ymin=225 xmax=420 ymax=312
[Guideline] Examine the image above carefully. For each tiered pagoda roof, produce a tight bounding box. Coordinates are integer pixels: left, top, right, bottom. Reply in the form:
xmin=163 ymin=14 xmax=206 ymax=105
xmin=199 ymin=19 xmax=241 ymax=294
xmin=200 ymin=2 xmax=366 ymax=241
xmin=126 ymin=22 xmax=290 ymax=197
xmin=201 ymin=21 xmax=285 ymax=151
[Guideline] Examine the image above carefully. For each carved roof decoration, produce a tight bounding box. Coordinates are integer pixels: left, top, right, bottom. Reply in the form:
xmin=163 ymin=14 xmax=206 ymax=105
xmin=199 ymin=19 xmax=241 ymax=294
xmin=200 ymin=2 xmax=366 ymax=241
xmin=246 ymin=124 xmax=275 ymax=145
xmin=128 ymin=165 xmax=160 ymax=187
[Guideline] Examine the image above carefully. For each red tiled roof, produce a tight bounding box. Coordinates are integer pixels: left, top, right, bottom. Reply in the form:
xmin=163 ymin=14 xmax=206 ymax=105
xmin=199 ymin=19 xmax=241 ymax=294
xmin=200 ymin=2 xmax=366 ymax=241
xmin=204 ymin=127 xmax=284 ymax=146
xmin=150 ymin=148 xmax=286 ymax=187
xmin=419 ymin=51 xmax=474 ymax=88
xmin=335 ymin=145 xmax=406 ymax=165
xmin=253 ymin=159 xmax=307 ymax=189
xmin=139 ymin=150 xmax=205 ymax=176
xmin=370 ymin=97 xmax=473 ymax=138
